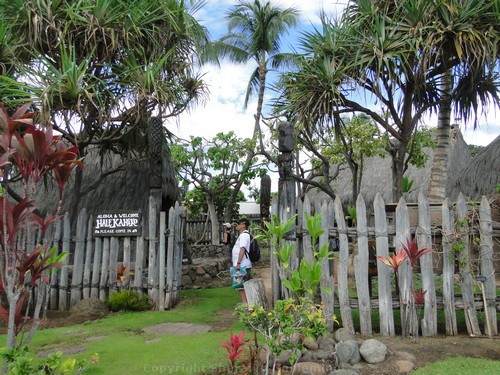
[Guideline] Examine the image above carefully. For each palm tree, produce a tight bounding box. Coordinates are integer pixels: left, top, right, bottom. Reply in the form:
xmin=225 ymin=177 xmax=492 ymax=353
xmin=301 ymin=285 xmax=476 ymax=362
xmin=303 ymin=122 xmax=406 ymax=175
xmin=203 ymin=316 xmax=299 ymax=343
xmin=0 ymin=0 xmax=213 ymax=222
xmin=216 ymin=0 xmax=298 ymax=220
xmin=276 ymin=0 xmax=500 ymax=201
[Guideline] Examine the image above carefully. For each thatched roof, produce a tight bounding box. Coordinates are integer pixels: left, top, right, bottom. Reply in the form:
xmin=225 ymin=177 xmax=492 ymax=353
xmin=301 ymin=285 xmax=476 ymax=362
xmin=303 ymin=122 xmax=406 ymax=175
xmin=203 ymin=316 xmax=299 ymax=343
xmin=307 ymin=126 xmax=472 ymax=206
xmin=14 ymin=145 xmax=179 ymax=219
xmin=447 ymin=134 xmax=500 ymax=201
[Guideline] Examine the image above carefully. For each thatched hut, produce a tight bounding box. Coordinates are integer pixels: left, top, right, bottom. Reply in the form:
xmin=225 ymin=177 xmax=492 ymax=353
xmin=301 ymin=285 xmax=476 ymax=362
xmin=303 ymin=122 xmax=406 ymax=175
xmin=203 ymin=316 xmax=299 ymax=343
xmin=447 ymin=134 xmax=500 ymax=201
xmin=12 ymin=145 xmax=179 ymax=223
xmin=307 ymin=126 xmax=472 ymax=207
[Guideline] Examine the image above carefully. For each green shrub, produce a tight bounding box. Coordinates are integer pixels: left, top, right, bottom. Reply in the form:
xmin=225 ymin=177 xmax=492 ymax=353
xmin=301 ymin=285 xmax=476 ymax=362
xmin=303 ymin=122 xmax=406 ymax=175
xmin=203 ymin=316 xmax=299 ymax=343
xmin=106 ymin=290 xmax=150 ymax=312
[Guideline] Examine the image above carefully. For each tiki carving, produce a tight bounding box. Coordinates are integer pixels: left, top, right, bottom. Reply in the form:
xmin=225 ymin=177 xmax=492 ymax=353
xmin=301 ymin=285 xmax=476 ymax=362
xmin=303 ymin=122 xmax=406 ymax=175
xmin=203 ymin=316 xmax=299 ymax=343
xmin=278 ymin=121 xmax=295 ymax=181
xmin=148 ymin=116 xmax=163 ymax=189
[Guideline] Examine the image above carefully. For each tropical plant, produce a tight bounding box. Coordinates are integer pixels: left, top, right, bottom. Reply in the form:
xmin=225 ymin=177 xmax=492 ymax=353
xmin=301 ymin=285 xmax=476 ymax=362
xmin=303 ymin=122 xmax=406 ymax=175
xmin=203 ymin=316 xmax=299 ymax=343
xmin=377 ymin=237 xmax=432 ymax=341
xmin=0 ymin=104 xmax=83 ymax=349
xmin=275 ymin=0 xmax=500 ymax=201
xmin=219 ymin=331 xmax=252 ymax=374
xmin=236 ymin=298 xmax=327 ymax=375
xmin=0 ymin=0 xmax=213 ymax=223
xmin=0 ymin=346 xmax=99 ymax=374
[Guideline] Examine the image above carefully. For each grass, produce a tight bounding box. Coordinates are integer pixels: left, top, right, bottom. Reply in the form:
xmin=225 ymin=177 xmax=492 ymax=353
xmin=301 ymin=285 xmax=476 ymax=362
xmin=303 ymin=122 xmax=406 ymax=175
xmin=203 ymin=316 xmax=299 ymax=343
xmin=412 ymin=357 xmax=500 ymax=375
xmin=3 ymin=288 xmax=245 ymax=374
xmin=2 ymin=286 xmax=499 ymax=374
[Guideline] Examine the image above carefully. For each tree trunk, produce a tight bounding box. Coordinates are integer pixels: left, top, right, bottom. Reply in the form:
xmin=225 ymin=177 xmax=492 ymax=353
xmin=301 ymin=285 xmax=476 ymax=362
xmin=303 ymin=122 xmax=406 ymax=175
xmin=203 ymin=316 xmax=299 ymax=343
xmin=428 ymin=69 xmax=453 ymax=202
xmin=206 ymin=194 xmax=219 ymax=245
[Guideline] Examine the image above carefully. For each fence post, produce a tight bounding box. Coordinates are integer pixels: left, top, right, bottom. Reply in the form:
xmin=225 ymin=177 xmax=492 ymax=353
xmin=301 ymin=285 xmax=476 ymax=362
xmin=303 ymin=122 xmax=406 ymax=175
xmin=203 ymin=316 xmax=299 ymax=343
xmin=441 ymin=198 xmax=458 ymax=335
xmin=158 ymin=211 xmax=166 ymax=311
xmin=479 ymin=196 xmax=497 ymax=336
xmin=334 ymin=196 xmax=354 ymax=334
xmin=395 ymin=198 xmax=417 ymax=338
xmin=99 ymin=238 xmax=110 ymax=301
xmin=456 ymin=193 xmax=481 ymax=336
xmin=49 ymin=218 xmax=62 ymax=310
xmin=59 ymin=214 xmax=71 ymax=311
xmin=374 ymin=194 xmax=395 ymax=336
xmin=82 ymin=216 xmax=94 ymax=299
xmin=172 ymin=203 xmax=185 ymax=305
xmin=148 ymin=195 xmax=160 ymax=307
xmin=355 ymin=194 xmax=372 ymax=335
xmin=319 ymin=201 xmax=335 ymax=332
xmin=91 ymin=237 xmax=102 ymax=299
xmin=70 ymin=208 xmax=87 ymax=308
xmin=417 ymin=191 xmax=437 ymax=336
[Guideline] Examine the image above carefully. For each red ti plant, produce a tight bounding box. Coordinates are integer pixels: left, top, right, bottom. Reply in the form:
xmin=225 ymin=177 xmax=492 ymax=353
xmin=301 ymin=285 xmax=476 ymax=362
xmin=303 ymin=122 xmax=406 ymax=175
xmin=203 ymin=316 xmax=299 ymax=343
xmin=220 ymin=331 xmax=250 ymax=374
xmin=0 ymin=103 xmax=83 ymax=349
xmin=412 ymin=288 xmax=427 ymax=306
xmin=400 ymin=238 xmax=432 ymax=268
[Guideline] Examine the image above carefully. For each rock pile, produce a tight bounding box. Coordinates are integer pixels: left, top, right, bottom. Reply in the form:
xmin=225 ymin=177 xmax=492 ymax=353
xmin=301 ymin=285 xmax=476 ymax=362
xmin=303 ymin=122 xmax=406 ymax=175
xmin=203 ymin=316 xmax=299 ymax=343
xmin=257 ymin=328 xmax=416 ymax=375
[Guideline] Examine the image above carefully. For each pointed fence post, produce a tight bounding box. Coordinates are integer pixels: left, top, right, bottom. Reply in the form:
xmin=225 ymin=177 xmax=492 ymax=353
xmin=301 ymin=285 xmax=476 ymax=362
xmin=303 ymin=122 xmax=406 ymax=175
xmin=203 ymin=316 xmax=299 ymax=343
xmin=395 ymin=198 xmax=416 ymax=338
xmin=319 ymin=201 xmax=335 ymax=332
xmin=456 ymin=193 xmax=481 ymax=336
xmin=355 ymin=194 xmax=372 ymax=335
xmin=417 ymin=191 xmax=437 ymax=336
xmin=479 ymin=196 xmax=497 ymax=336
xmin=334 ymin=197 xmax=354 ymax=334
xmin=374 ymin=194 xmax=395 ymax=336
xmin=441 ymin=198 xmax=458 ymax=335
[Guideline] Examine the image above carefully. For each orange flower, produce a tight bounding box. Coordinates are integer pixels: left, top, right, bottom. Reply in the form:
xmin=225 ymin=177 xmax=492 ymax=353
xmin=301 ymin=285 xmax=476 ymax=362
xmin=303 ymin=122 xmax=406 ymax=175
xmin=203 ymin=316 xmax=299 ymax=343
xmin=377 ymin=249 xmax=407 ymax=273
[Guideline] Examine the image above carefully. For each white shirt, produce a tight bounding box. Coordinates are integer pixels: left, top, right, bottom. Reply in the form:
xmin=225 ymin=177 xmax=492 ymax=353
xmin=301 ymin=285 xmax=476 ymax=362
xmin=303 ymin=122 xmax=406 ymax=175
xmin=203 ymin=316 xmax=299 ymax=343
xmin=232 ymin=231 xmax=252 ymax=269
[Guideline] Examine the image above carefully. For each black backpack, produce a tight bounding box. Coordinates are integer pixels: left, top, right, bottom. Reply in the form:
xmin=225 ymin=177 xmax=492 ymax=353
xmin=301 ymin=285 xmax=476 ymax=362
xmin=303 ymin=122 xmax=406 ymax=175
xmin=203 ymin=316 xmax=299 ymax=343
xmin=243 ymin=231 xmax=261 ymax=262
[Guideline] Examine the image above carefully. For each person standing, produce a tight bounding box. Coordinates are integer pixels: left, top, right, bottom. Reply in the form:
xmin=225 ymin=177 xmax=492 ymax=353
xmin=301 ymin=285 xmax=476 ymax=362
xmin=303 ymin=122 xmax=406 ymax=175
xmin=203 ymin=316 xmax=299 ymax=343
xmin=232 ymin=218 xmax=252 ymax=304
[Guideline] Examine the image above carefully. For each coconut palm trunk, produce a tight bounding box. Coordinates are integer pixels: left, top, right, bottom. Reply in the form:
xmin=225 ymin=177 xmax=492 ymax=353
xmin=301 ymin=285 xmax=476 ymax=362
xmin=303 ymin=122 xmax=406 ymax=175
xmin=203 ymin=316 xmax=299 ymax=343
xmin=428 ymin=69 xmax=453 ymax=202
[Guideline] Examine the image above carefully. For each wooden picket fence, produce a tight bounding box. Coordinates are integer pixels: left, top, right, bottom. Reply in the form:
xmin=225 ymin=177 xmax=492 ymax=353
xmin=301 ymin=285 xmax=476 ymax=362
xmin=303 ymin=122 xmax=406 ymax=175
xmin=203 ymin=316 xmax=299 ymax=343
xmin=36 ymin=200 xmax=186 ymax=311
xmin=270 ymin=191 xmax=499 ymax=337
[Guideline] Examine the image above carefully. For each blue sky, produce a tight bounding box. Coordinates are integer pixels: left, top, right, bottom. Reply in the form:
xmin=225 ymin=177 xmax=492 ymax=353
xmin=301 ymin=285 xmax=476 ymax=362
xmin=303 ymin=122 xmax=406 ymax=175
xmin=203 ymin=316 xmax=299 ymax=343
xmin=172 ymin=0 xmax=500 ymax=149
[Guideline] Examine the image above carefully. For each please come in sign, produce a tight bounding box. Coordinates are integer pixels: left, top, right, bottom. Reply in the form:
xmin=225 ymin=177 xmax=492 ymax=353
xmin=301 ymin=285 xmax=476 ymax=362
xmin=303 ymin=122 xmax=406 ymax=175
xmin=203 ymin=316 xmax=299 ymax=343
xmin=93 ymin=211 xmax=142 ymax=237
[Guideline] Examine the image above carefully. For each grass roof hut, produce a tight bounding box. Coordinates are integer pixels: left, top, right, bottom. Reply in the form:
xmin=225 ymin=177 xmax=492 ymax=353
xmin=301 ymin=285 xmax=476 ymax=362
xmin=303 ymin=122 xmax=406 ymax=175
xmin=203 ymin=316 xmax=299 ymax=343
xmin=308 ymin=126 xmax=472 ymax=208
xmin=447 ymin=135 xmax=500 ymax=201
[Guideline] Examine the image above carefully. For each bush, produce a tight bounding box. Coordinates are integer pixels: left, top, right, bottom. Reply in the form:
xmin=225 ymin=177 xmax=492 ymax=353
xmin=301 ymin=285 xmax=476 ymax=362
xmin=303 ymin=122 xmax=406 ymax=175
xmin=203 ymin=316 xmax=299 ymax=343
xmin=106 ymin=290 xmax=150 ymax=312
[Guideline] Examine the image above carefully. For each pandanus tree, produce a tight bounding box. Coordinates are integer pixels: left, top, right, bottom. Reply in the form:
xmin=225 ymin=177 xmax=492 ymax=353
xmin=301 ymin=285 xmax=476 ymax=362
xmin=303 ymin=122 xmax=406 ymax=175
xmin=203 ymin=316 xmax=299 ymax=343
xmin=276 ymin=0 xmax=500 ymax=201
xmin=0 ymin=0 xmax=213 ymax=223
xmin=0 ymin=103 xmax=83 ymax=349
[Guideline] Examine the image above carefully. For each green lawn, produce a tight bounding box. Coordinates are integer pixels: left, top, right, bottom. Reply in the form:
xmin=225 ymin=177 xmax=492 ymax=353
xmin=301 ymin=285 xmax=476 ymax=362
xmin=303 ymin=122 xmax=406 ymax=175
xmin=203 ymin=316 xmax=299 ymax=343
xmin=2 ymin=288 xmax=244 ymax=374
xmin=1 ymin=286 xmax=499 ymax=374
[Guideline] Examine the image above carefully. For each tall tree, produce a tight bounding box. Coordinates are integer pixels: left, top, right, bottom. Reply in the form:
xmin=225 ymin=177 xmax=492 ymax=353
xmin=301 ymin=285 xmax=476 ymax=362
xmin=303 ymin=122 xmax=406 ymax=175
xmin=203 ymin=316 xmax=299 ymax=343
xmin=216 ymin=0 xmax=298 ymax=220
xmin=0 ymin=0 xmax=213 ymax=221
xmin=276 ymin=0 xmax=500 ymax=201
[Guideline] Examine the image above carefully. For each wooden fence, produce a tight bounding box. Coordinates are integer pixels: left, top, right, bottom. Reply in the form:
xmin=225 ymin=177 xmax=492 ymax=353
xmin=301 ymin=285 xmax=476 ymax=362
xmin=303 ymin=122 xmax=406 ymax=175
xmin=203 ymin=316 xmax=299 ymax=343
xmin=37 ymin=200 xmax=186 ymax=311
xmin=270 ymin=191 xmax=499 ymax=337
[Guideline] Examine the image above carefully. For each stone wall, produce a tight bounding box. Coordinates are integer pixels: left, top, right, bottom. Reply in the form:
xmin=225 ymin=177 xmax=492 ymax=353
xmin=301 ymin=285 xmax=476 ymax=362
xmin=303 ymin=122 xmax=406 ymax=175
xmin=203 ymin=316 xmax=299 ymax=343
xmin=188 ymin=244 xmax=230 ymax=259
xmin=181 ymin=244 xmax=231 ymax=288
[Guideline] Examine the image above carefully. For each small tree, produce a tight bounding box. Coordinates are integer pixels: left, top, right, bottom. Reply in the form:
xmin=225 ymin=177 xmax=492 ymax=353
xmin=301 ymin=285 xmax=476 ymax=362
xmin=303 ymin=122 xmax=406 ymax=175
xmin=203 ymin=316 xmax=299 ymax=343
xmin=171 ymin=132 xmax=264 ymax=244
xmin=0 ymin=103 xmax=83 ymax=349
